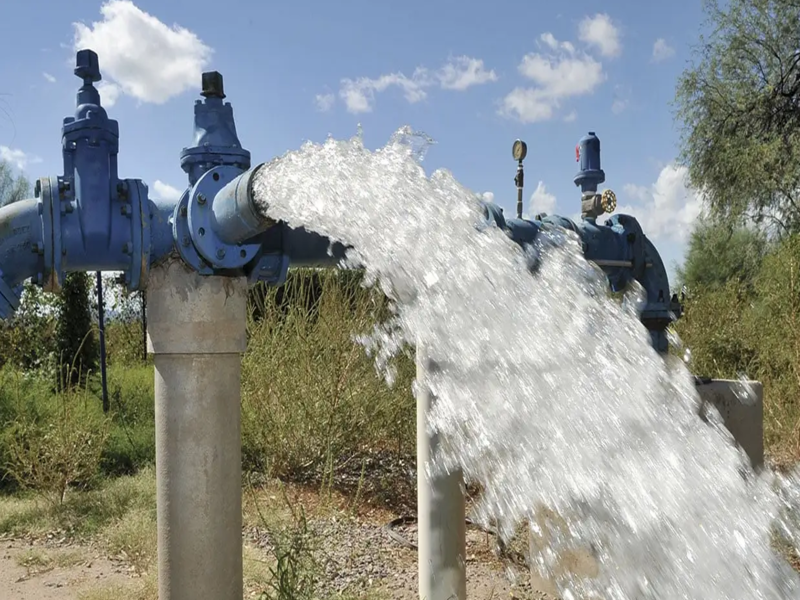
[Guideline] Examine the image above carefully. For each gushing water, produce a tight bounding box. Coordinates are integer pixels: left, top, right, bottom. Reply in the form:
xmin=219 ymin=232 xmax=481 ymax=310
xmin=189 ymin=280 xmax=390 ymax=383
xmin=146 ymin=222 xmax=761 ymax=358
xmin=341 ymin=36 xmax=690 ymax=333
xmin=252 ymin=128 xmax=800 ymax=599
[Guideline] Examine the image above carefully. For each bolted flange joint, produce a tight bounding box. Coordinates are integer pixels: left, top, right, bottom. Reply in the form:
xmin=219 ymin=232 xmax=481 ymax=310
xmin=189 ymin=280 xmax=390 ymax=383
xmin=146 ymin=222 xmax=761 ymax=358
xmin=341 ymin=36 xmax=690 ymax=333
xmin=183 ymin=165 xmax=262 ymax=271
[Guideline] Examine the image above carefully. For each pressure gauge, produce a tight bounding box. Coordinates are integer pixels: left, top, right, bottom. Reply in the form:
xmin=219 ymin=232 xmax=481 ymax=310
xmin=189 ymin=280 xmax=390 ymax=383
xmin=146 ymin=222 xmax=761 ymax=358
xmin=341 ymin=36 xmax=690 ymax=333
xmin=601 ymin=189 xmax=617 ymax=214
xmin=512 ymin=139 xmax=527 ymax=162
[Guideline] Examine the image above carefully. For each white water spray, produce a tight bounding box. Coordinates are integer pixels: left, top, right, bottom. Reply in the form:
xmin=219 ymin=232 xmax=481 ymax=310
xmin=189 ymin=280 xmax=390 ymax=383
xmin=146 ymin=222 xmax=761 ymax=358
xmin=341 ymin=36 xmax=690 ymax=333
xmin=252 ymin=128 xmax=800 ymax=599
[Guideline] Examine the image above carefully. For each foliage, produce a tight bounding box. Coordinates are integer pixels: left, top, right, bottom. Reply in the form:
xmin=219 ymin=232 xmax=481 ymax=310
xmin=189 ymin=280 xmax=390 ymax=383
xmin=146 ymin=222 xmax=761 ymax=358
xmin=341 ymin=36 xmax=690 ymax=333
xmin=56 ymin=272 xmax=98 ymax=388
xmin=0 ymin=281 xmax=58 ymax=372
xmin=676 ymin=219 xmax=770 ymax=292
xmin=676 ymin=233 xmax=800 ymax=463
xmin=675 ymin=0 xmax=800 ymax=234
xmin=0 ymin=370 xmax=110 ymax=505
xmin=0 ymin=159 xmax=30 ymax=207
xmin=241 ymin=269 xmax=415 ymax=481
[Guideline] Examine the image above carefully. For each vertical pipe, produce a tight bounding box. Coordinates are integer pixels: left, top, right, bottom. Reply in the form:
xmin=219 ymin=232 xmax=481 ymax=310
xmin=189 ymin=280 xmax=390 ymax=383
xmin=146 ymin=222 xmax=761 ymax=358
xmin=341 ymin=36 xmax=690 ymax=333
xmin=515 ymin=161 xmax=524 ymax=219
xmin=141 ymin=291 xmax=147 ymax=364
xmin=146 ymin=258 xmax=247 ymax=600
xmin=96 ymin=271 xmax=109 ymax=412
xmin=417 ymin=351 xmax=467 ymax=600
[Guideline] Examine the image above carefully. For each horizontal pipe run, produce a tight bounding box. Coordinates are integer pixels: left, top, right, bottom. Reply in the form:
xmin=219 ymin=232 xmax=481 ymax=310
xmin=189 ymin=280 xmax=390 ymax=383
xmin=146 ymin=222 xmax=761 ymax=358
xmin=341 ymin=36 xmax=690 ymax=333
xmin=282 ymin=225 xmax=349 ymax=268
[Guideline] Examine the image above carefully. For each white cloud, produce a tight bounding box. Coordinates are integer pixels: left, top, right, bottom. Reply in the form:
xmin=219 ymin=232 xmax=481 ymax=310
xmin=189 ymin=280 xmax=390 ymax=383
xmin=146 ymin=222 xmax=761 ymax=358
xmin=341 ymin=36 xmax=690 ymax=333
xmin=340 ymin=70 xmax=430 ymax=113
xmin=652 ymin=38 xmax=675 ymax=62
xmin=338 ymin=55 xmax=496 ymax=113
xmin=615 ymin=165 xmax=705 ymax=243
xmin=98 ymin=80 xmax=122 ymax=107
xmin=43 ymin=72 xmax=56 ymax=83
xmin=438 ymin=56 xmax=498 ymax=91
xmin=0 ymin=146 xmax=41 ymax=171
xmin=481 ymin=191 xmax=495 ymax=203
xmin=152 ymin=180 xmax=183 ymax=200
xmin=528 ymin=182 xmax=557 ymax=216
xmin=539 ymin=32 xmax=576 ymax=54
xmin=500 ymin=34 xmax=605 ymax=123
xmin=315 ymin=93 xmax=335 ymax=112
xmin=563 ymin=110 xmax=577 ymax=123
xmin=72 ymin=0 xmax=212 ymax=105
xmin=578 ymin=13 xmax=622 ymax=58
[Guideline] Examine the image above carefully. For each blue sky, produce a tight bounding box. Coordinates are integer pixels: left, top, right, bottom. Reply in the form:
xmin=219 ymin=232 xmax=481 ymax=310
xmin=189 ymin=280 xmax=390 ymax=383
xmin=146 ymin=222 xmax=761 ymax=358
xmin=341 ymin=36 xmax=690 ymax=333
xmin=0 ymin=0 xmax=708 ymax=283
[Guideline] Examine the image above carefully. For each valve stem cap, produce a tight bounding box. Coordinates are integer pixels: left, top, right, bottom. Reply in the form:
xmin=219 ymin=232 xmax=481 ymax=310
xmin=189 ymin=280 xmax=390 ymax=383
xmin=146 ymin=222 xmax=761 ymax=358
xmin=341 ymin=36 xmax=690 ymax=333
xmin=201 ymin=71 xmax=226 ymax=99
xmin=75 ymin=49 xmax=101 ymax=83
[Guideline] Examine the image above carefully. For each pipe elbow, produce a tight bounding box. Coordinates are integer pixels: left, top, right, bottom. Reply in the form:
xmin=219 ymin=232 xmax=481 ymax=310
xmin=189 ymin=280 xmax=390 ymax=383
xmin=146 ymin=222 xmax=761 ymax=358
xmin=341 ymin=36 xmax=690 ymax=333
xmin=0 ymin=199 xmax=45 ymax=318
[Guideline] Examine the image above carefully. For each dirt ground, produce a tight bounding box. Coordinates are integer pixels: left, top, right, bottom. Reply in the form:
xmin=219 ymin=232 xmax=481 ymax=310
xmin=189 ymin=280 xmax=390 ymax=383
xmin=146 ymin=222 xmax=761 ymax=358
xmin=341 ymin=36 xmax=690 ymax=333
xmin=0 ymin=537 xmax=131 ymax=600
xmin=0 ymin=507 xmax=554 ymax=600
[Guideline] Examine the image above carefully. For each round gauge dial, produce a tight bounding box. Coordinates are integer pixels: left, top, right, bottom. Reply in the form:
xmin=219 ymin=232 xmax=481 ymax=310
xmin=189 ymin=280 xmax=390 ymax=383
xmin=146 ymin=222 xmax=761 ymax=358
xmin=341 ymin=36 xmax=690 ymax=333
xmin=512 ymin=139 xmax=527 ymax=161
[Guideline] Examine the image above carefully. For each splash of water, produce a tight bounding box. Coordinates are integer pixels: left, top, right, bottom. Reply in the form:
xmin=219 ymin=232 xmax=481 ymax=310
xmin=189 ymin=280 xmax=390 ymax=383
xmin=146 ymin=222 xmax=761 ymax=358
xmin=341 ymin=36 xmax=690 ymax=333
xmin=252 ymin=127 xmax=800 ymax=598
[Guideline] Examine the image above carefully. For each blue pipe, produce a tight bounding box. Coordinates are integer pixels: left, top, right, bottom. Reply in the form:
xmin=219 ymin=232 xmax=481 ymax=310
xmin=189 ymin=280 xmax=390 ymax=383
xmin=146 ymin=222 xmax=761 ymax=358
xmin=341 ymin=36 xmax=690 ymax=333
xmin=0 ymin=49 xmax=344 ymax=320
xmin=0 ymin=198 xmax=45 ymax=317
xmin=482 ymin=131 xmax=682 ymax=353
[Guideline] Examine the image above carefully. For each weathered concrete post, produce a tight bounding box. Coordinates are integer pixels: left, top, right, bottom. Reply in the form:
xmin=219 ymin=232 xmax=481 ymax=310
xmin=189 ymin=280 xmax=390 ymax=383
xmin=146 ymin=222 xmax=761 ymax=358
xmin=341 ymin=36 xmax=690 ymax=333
xmin=417 ymin=352 xmax=467 ymax=600
xmin=147 ymin=259 xmax=248 ymax=600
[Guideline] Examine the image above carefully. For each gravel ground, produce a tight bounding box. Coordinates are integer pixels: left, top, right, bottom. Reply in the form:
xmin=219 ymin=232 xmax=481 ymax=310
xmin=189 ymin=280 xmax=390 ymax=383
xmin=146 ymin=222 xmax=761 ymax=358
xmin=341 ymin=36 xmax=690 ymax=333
xmin=246 ymin=505 xmax=557 ymax=599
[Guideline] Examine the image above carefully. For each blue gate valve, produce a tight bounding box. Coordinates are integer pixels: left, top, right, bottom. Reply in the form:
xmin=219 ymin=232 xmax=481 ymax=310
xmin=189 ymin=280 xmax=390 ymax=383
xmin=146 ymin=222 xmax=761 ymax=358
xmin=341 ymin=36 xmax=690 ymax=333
xmin=0 ymin=49 xmax=347 ymax=319
xmin=481 ymin=133 xmax=683 ymax=353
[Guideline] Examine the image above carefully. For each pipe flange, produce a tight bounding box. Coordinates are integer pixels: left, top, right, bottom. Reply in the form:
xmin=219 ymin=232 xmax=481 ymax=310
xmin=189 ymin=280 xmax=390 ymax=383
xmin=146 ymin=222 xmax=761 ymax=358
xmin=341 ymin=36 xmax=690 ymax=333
xmin=173 ymin=190 xmax=214 ymax=275
xmin=187 ymin=166 xmax=261 ymax=270
xmin=125 ymin=179 xmax=151 ymax=290
xmin=39 ymin=176 xmax=63 ymax=292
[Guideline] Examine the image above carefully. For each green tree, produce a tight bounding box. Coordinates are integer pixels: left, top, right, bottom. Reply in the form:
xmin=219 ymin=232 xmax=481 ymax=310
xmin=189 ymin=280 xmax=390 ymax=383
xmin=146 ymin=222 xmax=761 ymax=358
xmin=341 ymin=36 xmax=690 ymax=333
xmin=676 ymin=220 xmax=769 ymax=292
xmin=56 ymin=272 xmax=98 ymax=388
xmin=0 ymin=159 xmax=30 ymax=207
xmin=675 ymin=0 xmax=800 ymax=234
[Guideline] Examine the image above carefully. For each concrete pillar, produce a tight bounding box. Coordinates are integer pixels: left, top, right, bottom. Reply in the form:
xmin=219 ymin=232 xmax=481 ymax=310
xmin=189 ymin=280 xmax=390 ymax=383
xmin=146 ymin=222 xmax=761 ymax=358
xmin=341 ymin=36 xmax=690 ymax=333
xmin=696 ymin=379 xmax=764 ymax=469
xmin=417 ymin=353 xmax=467 ymax=600
xmin=146 ymin=258 xmax=248 ymax=600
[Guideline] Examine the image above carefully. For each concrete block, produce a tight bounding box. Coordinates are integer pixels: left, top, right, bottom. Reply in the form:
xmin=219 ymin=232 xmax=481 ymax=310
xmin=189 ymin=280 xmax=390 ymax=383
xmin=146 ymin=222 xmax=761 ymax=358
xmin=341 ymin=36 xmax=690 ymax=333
xmin=695 ymin=379 xmax=764 ymax=470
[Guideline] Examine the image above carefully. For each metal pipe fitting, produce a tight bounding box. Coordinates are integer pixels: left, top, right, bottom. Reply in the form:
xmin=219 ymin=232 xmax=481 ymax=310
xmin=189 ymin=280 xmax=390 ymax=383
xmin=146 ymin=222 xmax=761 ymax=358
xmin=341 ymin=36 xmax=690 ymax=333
xmin=211 ymin=164 xmax=274 ymax=245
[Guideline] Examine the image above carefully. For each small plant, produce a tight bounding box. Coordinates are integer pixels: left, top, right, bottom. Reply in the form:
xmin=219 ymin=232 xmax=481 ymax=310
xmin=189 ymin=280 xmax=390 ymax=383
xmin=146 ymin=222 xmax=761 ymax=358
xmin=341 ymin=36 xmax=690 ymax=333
xmin=2 ymin=383 xmax=110 ymax=506
xmin=251 ymin=481 xmax=319 ymax=600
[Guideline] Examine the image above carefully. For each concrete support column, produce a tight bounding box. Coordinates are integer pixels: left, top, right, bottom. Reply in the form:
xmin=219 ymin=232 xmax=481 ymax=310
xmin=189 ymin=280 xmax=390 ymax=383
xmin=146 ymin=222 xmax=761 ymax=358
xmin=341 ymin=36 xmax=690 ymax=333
xmin=417 ymin=353 xmax=467 ymax=600
xmin=146 ymin=258 xmax=248 ymax=600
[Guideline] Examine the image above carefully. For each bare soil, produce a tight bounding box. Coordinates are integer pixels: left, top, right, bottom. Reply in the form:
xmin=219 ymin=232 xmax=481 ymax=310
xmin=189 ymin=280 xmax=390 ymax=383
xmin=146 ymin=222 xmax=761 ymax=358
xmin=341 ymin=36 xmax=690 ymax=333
xmin=0 ymin=537 xmax=131 ymax=600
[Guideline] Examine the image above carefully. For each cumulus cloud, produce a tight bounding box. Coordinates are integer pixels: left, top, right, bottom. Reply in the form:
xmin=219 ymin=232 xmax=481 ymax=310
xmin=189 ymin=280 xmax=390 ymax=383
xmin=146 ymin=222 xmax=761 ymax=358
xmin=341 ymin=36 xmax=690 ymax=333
xmin=527 ymin=182 xmax=557 ymax=216
xmin=578 ymin=13 xmax=622 ymax=58
xmin=652 ymin=38 xmax=675 ymax=62
xmin=43 ymin=72 xmax=56 ymax=83
xmin=152 ymin=180 xmax=183 ymax=200
xmin=500 ymin=32 xmax=605 ymax=123
xmin=72 ymin=0 xmax=212 ymax=105
xmin=98 ymin=80 xmax=122 ymax=107
xmin=315 ymin=93 xmax=335 ymax=112
xmin=438 ymin=56 xmax=498 ymax=90
xmin=615 ymin=165 xmax=705 ymax=243
xmin=337 ymin=55 xmax=497 ymax=113
xmin=0 ymin=146 xmax=41 ymax=171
